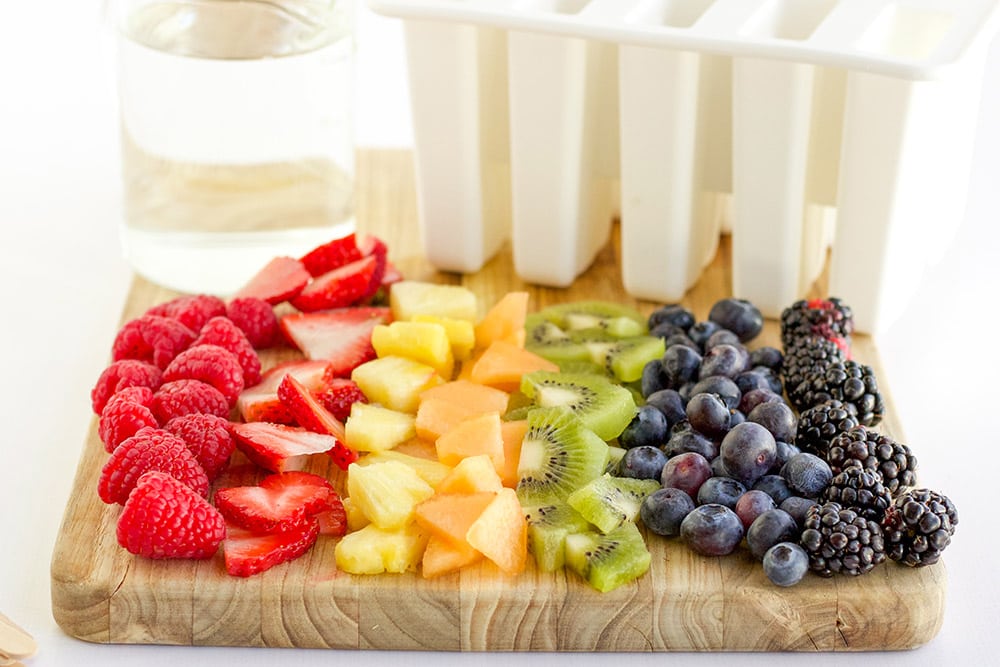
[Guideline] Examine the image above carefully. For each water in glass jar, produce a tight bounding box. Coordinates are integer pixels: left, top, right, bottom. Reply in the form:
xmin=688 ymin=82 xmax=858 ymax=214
xmin=116 ymin=0 xmax=355 ymax=295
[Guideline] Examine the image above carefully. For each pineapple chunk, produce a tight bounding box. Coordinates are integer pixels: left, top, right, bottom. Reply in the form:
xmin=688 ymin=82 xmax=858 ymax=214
xmin=347 ymin=459 xmax=435 ymax=529
xmin=413 ymin=315 xmax=476 ymax=361
xmin=390 ymin=281 xmax=478 ymax=322
xmin=351 ymin=355 xmax=444 ymax=413
xmin=344 ymin=402 xmax=416 ymax=452
xmin=353 ymin=449 xmax=454 ymax=488
xmin=334 ymin=522 xmax=429 ymax=574
xmin=342 ymin=496 xmax=370 ymax=531
xmin=371 ymin=321 xmax=455 ymax=378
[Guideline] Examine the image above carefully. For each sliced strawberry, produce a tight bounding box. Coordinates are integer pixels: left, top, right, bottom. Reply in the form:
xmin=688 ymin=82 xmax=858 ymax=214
xmin=355 ymin=234 xmax=388 ymax=303
xmin=276 ymin=375 xmax=358 ymax=470
xmin=316 ymin=501 xmax=347 ymax=537
xmin=236 ymin=359 xmax=329 ymax=423
xmin=298 ymin=233 xmax=363 ymax=277
xmin=380 ymin=260 xmax=404 ymax=289
xmin=118 ymin=471 xmax=226 ymax=560
xmin=288 ymin=254 xmax=377 ymax=312
xmin=233 ymin=256 xmax=310 ymax=305
xmin=279 ymin=307 xmax=391 ymax=372
xmin=223 ymin=520 xmax=319 ymax=577
xmin=313 ymin=377 xmax=367 ymax=422
xmin=215 ymin=471 xmax=334 ymax=533
xmin=228 ymin=421 xmax=340 ymax=473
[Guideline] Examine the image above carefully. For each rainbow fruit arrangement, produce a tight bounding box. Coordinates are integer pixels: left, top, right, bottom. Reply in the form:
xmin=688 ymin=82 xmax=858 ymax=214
xmin=90 ymin=233 xmax=957 ymax=591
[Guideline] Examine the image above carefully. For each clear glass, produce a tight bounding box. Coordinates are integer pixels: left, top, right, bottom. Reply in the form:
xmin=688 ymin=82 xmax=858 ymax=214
xmin=111 ymin=0 xmax=356 ymax=295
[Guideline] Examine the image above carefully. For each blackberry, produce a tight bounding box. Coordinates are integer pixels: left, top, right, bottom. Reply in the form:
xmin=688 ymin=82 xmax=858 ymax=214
xmin=800 ymin=501 xmax=886 ymax=577
xmin=826 ymin=426 xmax=918 ymax=494
xmin=882 ymin=488 xmax=958 ymax=567
xmin=782 ymin=336 xmax=846 ymax=404
xmin=795 ymin=399 xmax=860 ymax=458
xmin=780 ymin=298 xmax=854 ymax=345
xmin=791 ymin=360 xmax=884 ymax=426
xmin=822 ymin=463 xmax=892 ymax=523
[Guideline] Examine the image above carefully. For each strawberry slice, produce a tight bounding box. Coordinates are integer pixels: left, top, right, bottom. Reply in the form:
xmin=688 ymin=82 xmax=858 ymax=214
xmin=223 ymin=520 xmax=320 ymax=577
xmin=215 ymin=471 xmax=335 ymax=533
xmin=313 ymin=376 xmax=367 ymax=422
xmin=355 ymin=234 xmax=388 ymax=303
xmin=299 ymin=233 xmax=363 ymax=277
xmin=289 ymin=254 xmax=377 ymax=312
xmin=276 ymin=375 xmax=358 ymax=470
xmin=316 ymin=502 xmax=348 ymax=537
xmin=233 ymin=256 xmax=310 ymax=305
xmin=279 ymin=307 xmax=391 ymax=373
xmin=228 ymin=421 xmax=341 ymax=473
xmin=236 ymin=359 xmax=329 ymax=423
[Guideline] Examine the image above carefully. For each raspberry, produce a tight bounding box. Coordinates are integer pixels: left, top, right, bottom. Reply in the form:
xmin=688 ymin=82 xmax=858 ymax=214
xmin=146 ymin=294 xmax=227 ymax=333
xmin=313 ymin=377 xmax=367 ymax=422
xmin=151 ymin=379 xmax=230 ymax=423
xmin=117 ymin=471 xmax=226 ymax=560
xmin=112 ymin=314 xmax=196 ymax=369
xmin=91 ymin=359 xmax=163 ymax=414
xmin=226 ymin=297 xmax=281 ymax=349
xmin=98 ymin=386 xmax=158 ymax=452
xmin=163 ymin=413 xmax=236 ymax=482
xmin=98 ymin=426 xmax=209 ymax=505
xmin=193 ymin=316 xmax=263 ymax=386
xmin=161 ymin=344 xmax=244 ymax=407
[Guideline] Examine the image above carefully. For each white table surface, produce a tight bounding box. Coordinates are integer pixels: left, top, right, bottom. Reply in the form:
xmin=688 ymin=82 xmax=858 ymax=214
xmin=2 ymin=3 xmax=998 ymax=666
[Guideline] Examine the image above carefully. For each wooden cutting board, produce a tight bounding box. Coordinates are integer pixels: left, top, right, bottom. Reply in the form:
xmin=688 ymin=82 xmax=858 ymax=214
xmin=51 ymin=149 xmax=946 ymax=652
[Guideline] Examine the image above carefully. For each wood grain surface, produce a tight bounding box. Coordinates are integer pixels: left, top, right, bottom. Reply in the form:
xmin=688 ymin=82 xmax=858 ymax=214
xmin=50 ymin=149 xmax=947 ymax=652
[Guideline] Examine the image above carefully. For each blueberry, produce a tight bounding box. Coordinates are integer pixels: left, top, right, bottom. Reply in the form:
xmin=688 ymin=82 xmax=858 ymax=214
xmin=708 ymin=298 xmax=764 ymax=342
xmin=697 ymin=476 xmax=747 ymax=509
xmin=752 ymin=474 xmax=793 ymax=505
xmin=648 ymin=304 xmax=695 ymax=332
xmin=747 ymin=509 xmax=799 ymax=560
xmin=762 ymin=542 xmax=809 ymax=587
xmin=728 ymin=409 xmax=746 ymax=429
xmin=720 ymin=422 xmax=777 ymax=487
xmin=747 ymin=400 xmax=797 ymax=444
xmin=661 ymin=452 xmax=713 ymax=500
xmin=618 ymin=405 xmax=669 ymax=449
xmin=773 ymin=440 xmax=801 ymax=472
xmin=688 ymin=321 xmax=722 ymax=352
xmin=699 ymin=344 xmax=748 ymax=380
xmin=663 ymin=428 xmax=718 ymax=460
xmin=689 ymin=375 xmax=741 ymax=409
xmin=739 ymin=387 xmax=783 ymax=415
xmin=734 ymin=489 xmax=777 ymax=529
xmin=640 ymin=487 xmax=695 ymax=536
xmin=650 ymin=322 xmax=686 ymax=340
xmin=734 ymin=370 xmax=772 ymax=397
xmin=640 ymin=359 xmax=669 ymax=398
xmin=662 ymin=344 xmax=702 ymax=388
xmin=686 ymin=392 xmax=731 ymax=438
xmin=645 ymin=388 xmax=687 ymax=425
xmin=779 ymin=496 xmax=818 ymax=529
xmin=780 ymin=452 xmax=832 ymax=498
xmin=749 ymin=346 xmax=783 ymax=372
xmin=618 ymin=445 xmax=669 ymax=481
xmin=705 ymin=328 xmax=742 ymax=350
xmin=681 ymin=504 xmax=745 ymax=556
xmin=663 ymin=333 xmax=700 ymax=351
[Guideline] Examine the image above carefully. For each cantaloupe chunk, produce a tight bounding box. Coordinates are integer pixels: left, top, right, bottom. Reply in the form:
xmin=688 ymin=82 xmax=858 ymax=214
xmin=434 ymin=412 xmax=505 ymax=470
xmin=468 ymin=341 xmax=559 ymax=392
xmin=414 ymin=491 xmax=496 ymax=546
xmin=414 ymin=380 xmax=510 ymax=442
xmin=498 ymin=419 xmax=528 ymax=488
xmin=421 ymin=534 xmax=483 ymax=579
xmin=435 ymin=454 xmax=503 ymax=494
xmin=475 ymin=291 xmax=529 ymax=349
xmin=466 ymin=487 xmax=528 ymax=575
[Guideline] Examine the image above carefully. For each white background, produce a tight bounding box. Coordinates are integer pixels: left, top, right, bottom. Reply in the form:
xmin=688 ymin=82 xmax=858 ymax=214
xmin=1 ymin=2 xmax=999 ymax=666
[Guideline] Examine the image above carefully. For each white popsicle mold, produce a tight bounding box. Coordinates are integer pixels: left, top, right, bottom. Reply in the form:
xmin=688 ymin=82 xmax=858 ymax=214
xmin=369 ymin=0 xmax=1000 ymax=333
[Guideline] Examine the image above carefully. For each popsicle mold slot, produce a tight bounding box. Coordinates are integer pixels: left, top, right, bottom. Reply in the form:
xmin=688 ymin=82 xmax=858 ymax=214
xmin=372 ymin=0 xmax=1000 ymax=332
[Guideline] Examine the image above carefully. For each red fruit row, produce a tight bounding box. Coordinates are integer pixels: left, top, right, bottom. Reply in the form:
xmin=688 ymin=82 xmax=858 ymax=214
xmin=92 ymin=231 xmax=399 ymax=577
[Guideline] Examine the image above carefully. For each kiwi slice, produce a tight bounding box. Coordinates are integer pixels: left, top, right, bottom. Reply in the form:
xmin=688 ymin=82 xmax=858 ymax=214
xmin=515 ymin=406 xmax=610 ymax=507
xmin=526 ymin=318 xmax=616 ymax=366
xmin=582 ymin=335 xmax=666 ymax=384
xmin=523 ymin=503 xmax=591 ymax=572
xmin=605 ymin=445 xmax=627 ymax=474
xmin=519 ymin=371 xmax=637 ymax=441
xmin=565 ymin=521 xmax=652 ymax=592
xmin=536 ymin=301 xmax=648 ymax=338
xmin=567 ymin=473 xmax=660 ymax=534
